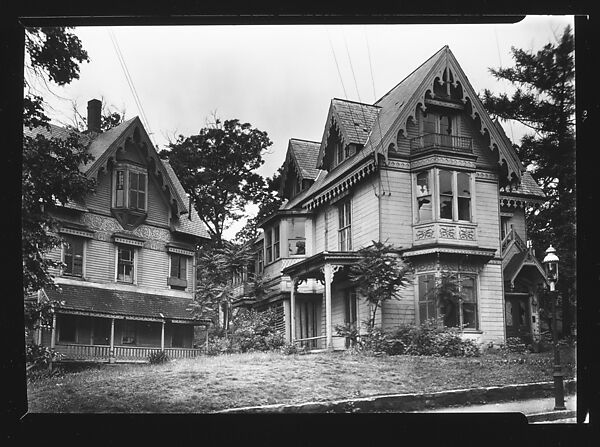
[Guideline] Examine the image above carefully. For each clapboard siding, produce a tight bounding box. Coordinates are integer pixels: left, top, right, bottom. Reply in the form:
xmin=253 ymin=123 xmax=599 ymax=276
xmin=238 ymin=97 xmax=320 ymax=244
xmin=314 ymin=209 xmax=325 ymax=253
xmin=86 ymin=170 xmax=112 ymax=212
xmin=146 ymin=175 xmax=170 ymax=226
xmin=85 ymin=238 xmax=114 ymax=283
xmin=350 ymin=178 xmax=379 ymax=249
xmin=382 ymin=285 xmax=416 ymax=330
xmin=475 ymin=180 xmax=501 ymax=251
xmin=477 ymin=262 xmax=505 ymax=343
xmin=380 ymin=169 xmax=414 ymax=248
xmin=138 ymin=248 xmax=169 ymax=290
xmin=506 ymin=207 xmax=527 ymax=241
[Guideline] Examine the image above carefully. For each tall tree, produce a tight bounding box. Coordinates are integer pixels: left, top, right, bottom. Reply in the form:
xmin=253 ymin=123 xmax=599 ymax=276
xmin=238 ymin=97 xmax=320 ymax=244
xmin=234 ymin=166 xmax=284 ymax=243
xmin=22 ymin=27 xmax=95 ymax=296
xmin=160 ymin=118 xmax=272 ymax=245
xmin=481 ymin=26 xmax=575 ymax=336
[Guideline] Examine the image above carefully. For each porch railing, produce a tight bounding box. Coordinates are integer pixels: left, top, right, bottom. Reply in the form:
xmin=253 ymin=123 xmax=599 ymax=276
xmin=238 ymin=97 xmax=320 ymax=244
xmin=54 ymin=343 xmax=204 ymax=362
xmin=410 ymin=133 xmax=473 ymax=154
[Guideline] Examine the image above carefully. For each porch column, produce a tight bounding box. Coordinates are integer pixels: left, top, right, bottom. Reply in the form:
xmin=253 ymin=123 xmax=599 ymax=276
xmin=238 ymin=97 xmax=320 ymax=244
xmin=290 ymin=278 xmax=297 ymax=344
xmin=323 ymin=264 xmax=333 ymax=349
xmin=109 ymin=318 xmax=115 ymax=363
xmin=50 ymin=314 xmax=56 ymax=349
xmin=161 ymin=321 xmax=165 ymax=350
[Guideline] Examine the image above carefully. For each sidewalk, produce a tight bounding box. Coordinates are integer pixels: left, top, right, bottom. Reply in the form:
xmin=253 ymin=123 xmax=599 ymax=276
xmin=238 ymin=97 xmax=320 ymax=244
xmin=419 ymin=394 xmax=577 ymax=423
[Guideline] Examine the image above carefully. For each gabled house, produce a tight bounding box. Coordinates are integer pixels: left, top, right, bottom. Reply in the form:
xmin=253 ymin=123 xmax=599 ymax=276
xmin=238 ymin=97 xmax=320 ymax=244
xmin=233 ymin=46 xmax=547 ymax=350
xmin=26 ymin=99 xmax=211 ymax=362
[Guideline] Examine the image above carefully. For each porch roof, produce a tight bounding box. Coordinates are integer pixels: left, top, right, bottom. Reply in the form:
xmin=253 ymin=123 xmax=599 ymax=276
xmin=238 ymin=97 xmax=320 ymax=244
xmin=281 ymin=251 xmax=361 ymax=279
xmin=503 ymin=250 xmax=547 ymax=287
xmin=400 ymin=245 xmax=497 ymax=259
xmin=44 ymin=283 xmax=210 ymax=324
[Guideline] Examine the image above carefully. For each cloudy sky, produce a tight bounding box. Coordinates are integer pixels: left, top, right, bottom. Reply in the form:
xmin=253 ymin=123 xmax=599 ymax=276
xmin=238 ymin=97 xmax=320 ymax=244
xmin=26 ymin=15 xmax=573 ymax=239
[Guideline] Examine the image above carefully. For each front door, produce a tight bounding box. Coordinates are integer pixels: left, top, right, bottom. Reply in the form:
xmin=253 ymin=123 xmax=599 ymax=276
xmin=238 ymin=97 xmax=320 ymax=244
xmin=505 ymin=295 xmax=531 ymax=341
xmin=295 ymin=299 xmax=321 ymax=349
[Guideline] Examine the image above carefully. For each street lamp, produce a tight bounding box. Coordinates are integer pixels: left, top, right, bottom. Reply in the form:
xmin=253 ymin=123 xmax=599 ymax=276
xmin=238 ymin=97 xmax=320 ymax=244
xmin=542 ymin=244 xmax=566 ymax=411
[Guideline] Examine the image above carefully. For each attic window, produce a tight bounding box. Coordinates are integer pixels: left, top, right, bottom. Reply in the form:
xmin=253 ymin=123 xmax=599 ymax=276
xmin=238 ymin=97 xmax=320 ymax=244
xmin=112 ymin=164 xmax=148 ymax=212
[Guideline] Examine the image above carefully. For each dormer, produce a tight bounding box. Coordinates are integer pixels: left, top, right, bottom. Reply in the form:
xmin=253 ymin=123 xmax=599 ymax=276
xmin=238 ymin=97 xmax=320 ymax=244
xmin=316 ymin=99 xmax=380 ymax=172
xmin=280 ymin=139 xmax=321 ymax=200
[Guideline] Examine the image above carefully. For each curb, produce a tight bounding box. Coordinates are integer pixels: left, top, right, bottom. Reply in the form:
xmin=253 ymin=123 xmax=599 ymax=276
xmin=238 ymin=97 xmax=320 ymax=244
xmin=215 ymin=380 xmax=576 ymax=414
xmin=527 ymin=410 xmax=577 ymax=423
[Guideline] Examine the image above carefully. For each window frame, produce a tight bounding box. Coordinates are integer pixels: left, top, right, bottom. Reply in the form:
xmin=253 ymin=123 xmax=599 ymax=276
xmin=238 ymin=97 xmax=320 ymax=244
xmin=116 ymin=245 xmax=136 ymax=284
xmin=415 ymin=170 xmax=434 ymax=223
xmin=112 ymin=164 xmax=148 ymax=212
xmin=338 ymin=199 xmax=352 ymax=252
xmin=414 ymin=169 xmax=473 ymax=223
xmin=273 ymin=225 xmax=280 ymax=261
xmin=62 ymin=236 xmax=85 ymax=277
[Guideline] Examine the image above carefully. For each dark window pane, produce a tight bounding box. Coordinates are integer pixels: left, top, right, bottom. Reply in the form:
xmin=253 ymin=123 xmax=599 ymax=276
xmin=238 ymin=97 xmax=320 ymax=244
xmin=423 ymin=112 xmax=436 ymax=134
xmin=419 ymin=303 xmax=428 ymax=324
xmin=440 ymin=196 xmax=453 ymax=219
xmin=458 ymin=197 xmax=470 ymax=221
xmin=457 ymin=172 xmax=470 ymax=197
xmin=440 ymin=170 xmax=453 ymax=195
xmin=440 ymin=115 xmax=452 ymax=134
xmin=462 ymin=303 xmax=477 ymax=329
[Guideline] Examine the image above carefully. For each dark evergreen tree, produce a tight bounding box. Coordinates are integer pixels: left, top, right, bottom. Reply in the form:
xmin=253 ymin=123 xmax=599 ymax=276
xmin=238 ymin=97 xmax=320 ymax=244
xmin=482 ymin=26 xmax=575 ymax=336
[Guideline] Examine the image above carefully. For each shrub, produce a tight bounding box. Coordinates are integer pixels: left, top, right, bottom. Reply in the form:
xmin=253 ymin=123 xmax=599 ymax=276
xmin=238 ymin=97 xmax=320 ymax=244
xmin=280 ymin=342 xmax=300 ymax=355
xmin=359 ymin=322 xmax=480 ymax=357
xmin=503 ymin=337 xmax=529 ymax=354
xmin=25 ymin=343 xmax=63 ymax=370
xmin=148 ymin=350 xmax=170 ymax=364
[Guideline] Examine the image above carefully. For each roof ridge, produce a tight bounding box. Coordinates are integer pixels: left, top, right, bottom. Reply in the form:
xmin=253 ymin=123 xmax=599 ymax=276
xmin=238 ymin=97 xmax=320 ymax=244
xmin=290 ymin=138 xmax=321 ymax=144
xmin=332 ymin=97 xmax=381 ymax=108
xmin=374 ymin=45 xmax=448 ymax=105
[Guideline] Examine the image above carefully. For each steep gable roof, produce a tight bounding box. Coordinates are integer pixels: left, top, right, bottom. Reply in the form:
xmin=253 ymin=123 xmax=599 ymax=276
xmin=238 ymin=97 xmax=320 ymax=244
xmin=366 ymin=45 xmax=524 ymax=183
xmin=23 ymin=116 xmax=210 ymax=240
xmin=289 ymin=139 xmax=321 ymax=180
xmin=316 ymin=99 xmax=380 ymax=169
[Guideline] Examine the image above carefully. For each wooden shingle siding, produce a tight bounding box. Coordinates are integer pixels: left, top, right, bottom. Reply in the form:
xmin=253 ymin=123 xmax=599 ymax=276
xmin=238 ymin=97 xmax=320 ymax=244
xmin=85 ymin=238 xmax=114 ymax=283
xmin=477 ymin=262 xmax=505 ymax=343
xmin=350 ymin=178 xmax=380 ymax=249
xmin=146 ymin=175 xmax=170 ymax=226
xmin=379 ymin=169 xmax=414 ymax=248
xmin=475 ymin=180 xmax=501 ymax=251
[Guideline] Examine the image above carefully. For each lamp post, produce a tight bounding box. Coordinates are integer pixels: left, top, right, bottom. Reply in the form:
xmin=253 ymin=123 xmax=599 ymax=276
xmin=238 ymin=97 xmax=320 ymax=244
xmin=542 ymin=244 xmax=565 ymax=411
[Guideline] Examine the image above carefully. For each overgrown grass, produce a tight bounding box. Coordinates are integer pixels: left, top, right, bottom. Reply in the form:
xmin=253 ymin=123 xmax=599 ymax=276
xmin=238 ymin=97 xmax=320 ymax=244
xmin=27 ymin=349 xmax=575 ymax=413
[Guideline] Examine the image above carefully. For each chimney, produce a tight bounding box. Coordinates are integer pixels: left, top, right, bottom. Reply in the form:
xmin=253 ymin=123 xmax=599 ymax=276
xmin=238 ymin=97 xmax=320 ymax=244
xmin=87 ymin=99 xmax=102 ymax=133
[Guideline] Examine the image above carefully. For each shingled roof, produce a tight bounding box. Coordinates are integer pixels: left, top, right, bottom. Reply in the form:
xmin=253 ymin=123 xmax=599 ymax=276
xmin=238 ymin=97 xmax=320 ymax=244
xmin=289 ymin=139 xmax=321 ymax=180
xmin=46 ymin=283 xmax=207 ymax=322
xmin=329 ymin=98 xmax=380 ymax=146
xmin=500 ymin=171 xmax=545 ymax=199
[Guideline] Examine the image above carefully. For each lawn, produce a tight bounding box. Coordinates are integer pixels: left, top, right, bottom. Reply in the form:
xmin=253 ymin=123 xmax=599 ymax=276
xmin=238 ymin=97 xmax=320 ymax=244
xmin=26 ymin=349 xmax=575 ymax=413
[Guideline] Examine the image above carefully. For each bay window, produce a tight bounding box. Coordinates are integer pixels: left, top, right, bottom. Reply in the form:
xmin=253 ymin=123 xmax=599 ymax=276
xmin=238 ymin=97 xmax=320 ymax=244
xmin=113 ymin=165 xmax=148 ymax=211
xmin=414 ymin=169 xmax=473 ymax=223
xmin=265 ymin=226 xmax=280 ymax=264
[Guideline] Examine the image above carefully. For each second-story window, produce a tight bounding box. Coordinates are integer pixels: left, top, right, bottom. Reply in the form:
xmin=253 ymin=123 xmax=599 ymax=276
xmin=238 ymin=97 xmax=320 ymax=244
xmin=117 ymin=246 xmax=134 ymax=283
xmin=416 ymin=171 xmax=432 ymax=222
xmin=169 ymin=254 xmax=188 ymax=290
xmin=338 ymin=200 xmax=352 ymax=251
xmin=273 ymin=225 xmax=280 ymax=260
xmin=439 ymin=170 xmax=471 ymax=222
xmin=63 ymin=236 xmax=84 ymax=277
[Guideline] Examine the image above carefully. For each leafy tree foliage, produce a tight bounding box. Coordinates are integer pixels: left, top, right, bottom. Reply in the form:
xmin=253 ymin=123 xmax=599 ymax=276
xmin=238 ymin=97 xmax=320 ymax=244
xmin=160 ymin=118 xmax=272 ymax=245
xmin=425 ymin=272 xmax=466 ymax=329
xmin=23 ymin=27 xmax=95 ymax=296
xmin=481 ymin=26 xmax=575 ymax=335
xmin=188 ymin=240 xmax=259 ymax=330
xmin=234 ymin=166 xmax=284 ymax=243
xmin=348 ymin=241 xmax=412 ymax=329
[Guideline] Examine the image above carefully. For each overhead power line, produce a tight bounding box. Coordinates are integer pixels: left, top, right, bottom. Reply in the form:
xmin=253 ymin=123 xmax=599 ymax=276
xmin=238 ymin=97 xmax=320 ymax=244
xmin=108 ymin=28 xmax=156 ymax=147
